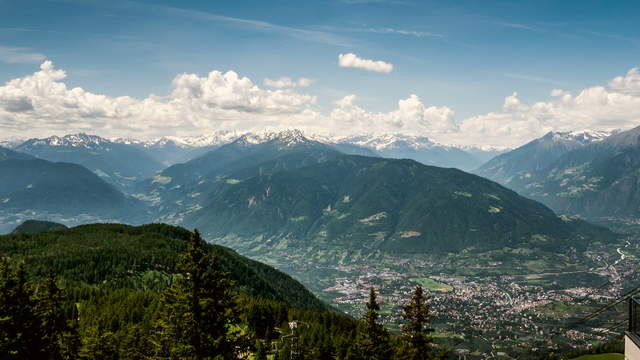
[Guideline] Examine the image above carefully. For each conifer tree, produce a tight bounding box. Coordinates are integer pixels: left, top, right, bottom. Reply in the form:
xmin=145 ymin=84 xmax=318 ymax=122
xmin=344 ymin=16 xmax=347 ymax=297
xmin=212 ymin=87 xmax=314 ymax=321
xmin=35 ymin=269 xmax=69 ymax=360
xmin=397 ymin=286 xmax=435 ymax=360
xmin=356 ymin=288 xmax=390 ymax=360
xmin=0 ymin=258 xmax=42 ymax=359
xmin=155 ymin=229 xmax=244 ymax=359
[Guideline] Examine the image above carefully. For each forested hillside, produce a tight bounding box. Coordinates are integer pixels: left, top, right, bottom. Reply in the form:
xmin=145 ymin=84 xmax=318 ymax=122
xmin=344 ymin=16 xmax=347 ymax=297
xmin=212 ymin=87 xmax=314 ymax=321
xmin=0 ymin=223 xmax=446 ymax=359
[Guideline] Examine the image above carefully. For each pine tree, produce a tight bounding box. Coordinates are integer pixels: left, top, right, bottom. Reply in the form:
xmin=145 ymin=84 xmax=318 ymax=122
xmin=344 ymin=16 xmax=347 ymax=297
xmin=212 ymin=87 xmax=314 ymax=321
xmin=355 ymin=288 xmax=390 ymax=360
xmin=0 ymin=258 xmax=42 ymax=359
xmin=155 ymin=229 xmax=244 ymax=359
xmin=397 ymin=286 xmax=434 ymax=360
xmin=35 ymin=269 xmax=70 ymax=360
xmin=80 ymin=327 xmax=118 ymax=360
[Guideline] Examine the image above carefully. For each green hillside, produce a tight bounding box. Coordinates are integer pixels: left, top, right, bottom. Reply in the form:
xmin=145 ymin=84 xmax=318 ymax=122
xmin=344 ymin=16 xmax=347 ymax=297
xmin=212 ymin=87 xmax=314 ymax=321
xmin=186 ymin=155 xmax=615 ymax=255
xmin=0 ymin=223 xmax=368 ymax=359
xmin=507 ymin=126 xmax=640 ymax=218
xmin=0 ymin=159 xmax=144 ymax=219
xmin=11 ymin=219 xmax=67 ymax=234
xmin=0 ymin=223 xmax=325 ymax=311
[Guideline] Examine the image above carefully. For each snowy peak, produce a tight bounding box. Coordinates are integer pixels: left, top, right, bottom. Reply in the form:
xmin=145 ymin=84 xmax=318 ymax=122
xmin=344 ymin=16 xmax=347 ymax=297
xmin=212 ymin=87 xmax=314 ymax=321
xmin=20 ymin=133 xmax=114 ymax=150
xmin=261 ymin=129 xmax=311 ymax=146
xmin=113 ymin=131 xmax=240 ymax=148
xmin=337 ymin=133 xmax=441 ymax=151
xmin=544 ymin=129 xmax=611 ymax=146
xmin=231 ymin=129 xmax=313 ymax=147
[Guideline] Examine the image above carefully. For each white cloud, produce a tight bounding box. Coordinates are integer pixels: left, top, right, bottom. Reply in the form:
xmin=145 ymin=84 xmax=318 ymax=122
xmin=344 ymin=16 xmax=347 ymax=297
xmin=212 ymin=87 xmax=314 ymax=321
xmin=609 ymin=67 xmax=640 ymax=96
xmin=452 ymin=69 xmax=640 ymax=147
xmin=264 ymin=77 xmax=314 ymax=88
xmin=328 ymin=94 xmax=456 ymax=137
xmin=338 ymin=53 xmax=393 ymax=73
xmin=3 ymin=61 xmax=640 ymax=148
xmin=0 ymin=61 xmax=317 ymax=139
xmin=0 ymin=45 xmax=46 ymax=64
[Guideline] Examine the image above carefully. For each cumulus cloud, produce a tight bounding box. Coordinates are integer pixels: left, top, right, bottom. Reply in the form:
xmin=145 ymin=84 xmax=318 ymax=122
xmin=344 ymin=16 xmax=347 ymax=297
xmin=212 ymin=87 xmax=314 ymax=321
xmin=452 ymin=69 xmax=640 ymax=147
xmin=338 ymin=53 xmax=393 ymax=73
xmin=328 ymin=94 xmax=456 ymax=137
xmin=0 ymin=61 xmax=317 ymax=138
xmin=263 ymin=77 xmax=314 ymax=88
xmin=609 ymin=67 xmax=640 ymax=96
xmin=3 ymin=61 xmax=640 ymax=148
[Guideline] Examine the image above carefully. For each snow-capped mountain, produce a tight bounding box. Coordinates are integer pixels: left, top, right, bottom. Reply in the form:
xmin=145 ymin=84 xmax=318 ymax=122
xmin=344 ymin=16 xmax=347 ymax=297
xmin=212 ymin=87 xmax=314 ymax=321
xmin=548 ymin=129 xmax=611 ymax=145
xmin=19 ymin=133 xmax=114 ymax=150
xmin=336 ymin=133 xmax=442 ymax=150
xmin=474 ymin=129 xmax=613 ymax=185
xmin=14 ymin=133 xmax=163 ymax=192
xmin=325 ymin=133 xmax=485 ymax=171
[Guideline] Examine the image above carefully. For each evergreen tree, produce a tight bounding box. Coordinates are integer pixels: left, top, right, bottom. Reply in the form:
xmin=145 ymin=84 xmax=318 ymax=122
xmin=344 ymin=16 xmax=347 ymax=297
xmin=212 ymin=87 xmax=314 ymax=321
xmin=155 ymin=229 xmax=244 ymax=359
xmin=397 ymin=286 xmax=435 ymax=360
xmin=355 ymin=288 xmax=390 ymax=360
xmin=80 ymin=327 xmax=118 ymax=360
xmin=61 ymin=321 xmax=82 ymax=360
xmin=0 ymin=258 xmax=42 ymax=359
xmin=35 ymin=269 xmax=71 ymax=360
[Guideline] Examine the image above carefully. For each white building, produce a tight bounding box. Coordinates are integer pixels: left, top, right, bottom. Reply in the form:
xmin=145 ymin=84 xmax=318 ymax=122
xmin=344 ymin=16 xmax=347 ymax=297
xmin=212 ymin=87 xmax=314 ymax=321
xmin=626 ymin=297 xmax=640 ymax=360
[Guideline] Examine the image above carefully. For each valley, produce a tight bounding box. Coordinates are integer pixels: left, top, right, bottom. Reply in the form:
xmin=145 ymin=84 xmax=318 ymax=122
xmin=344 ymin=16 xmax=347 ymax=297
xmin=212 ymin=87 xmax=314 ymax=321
xmin=220 ymin=230 xmax=637 ymax=358
xmin=2 ymin=129 xmax=639 ymax=358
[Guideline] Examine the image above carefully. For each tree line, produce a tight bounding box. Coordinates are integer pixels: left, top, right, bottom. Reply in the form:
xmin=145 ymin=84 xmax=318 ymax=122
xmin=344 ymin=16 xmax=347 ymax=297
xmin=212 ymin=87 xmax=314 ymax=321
xmin=1 ymin=229 xmax=445 ymax=360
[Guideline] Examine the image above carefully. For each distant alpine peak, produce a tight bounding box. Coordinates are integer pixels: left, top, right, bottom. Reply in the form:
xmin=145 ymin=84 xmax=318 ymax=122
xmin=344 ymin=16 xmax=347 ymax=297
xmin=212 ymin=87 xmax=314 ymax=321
xmin=161 ymin=130 xmax=239 ymax=148
xmin=112 ymin=130 xmax=241 ymax=148
xmin=262 ymin=129 xmax=311 ymax=146
xmin=546 ymin=129 xmax=611 ymax=144
xmin=336 ymin=133 xmax=442 ymax=150
xmin=233 ymin=129 xmax=312 ymax=147
xmin=26 ymin=133 xmax=112 ymax=149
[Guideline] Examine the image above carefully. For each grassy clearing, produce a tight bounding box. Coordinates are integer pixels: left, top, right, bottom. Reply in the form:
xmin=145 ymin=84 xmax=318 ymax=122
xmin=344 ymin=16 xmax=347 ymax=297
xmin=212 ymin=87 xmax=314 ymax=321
xmin=410 ymin=278 xmax=453 ymax=292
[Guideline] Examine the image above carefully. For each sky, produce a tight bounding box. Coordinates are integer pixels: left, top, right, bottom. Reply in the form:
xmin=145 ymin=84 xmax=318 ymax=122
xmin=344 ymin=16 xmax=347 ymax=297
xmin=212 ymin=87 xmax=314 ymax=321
xmin=0 ymin=0 xmax=639 ymax=147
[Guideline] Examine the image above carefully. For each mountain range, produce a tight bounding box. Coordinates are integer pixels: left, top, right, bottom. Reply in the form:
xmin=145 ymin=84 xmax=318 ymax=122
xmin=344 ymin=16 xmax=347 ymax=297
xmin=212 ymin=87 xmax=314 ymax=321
xmin=0 ymin=145 xmax=146 ymax=233
xmin=474 ymin=127 xmax=640 ymax=218
xmin=0 ymin=129 xmax=620 ymax=255
xmin=184 ymin=153 xmax=613 ymax=256
xmin=475 ymin=130 xmax=611 ymax=185
xmin=4 ymin=130 xmax=507 ymax=173
xmin=14 ymin=133 xmax=164 ymax=192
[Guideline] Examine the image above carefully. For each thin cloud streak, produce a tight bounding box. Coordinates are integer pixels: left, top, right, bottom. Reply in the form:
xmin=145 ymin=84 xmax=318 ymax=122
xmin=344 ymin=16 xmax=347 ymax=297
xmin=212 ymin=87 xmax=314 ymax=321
xmin=125 ymin=1 xmax=354 ymax=47
xmin=0 ymin=45 xmax=46 ymax=64
xmin=344 ymin=26 xmax=445 ymax=38
xmin=503 ymin=72 xmax=567 ymax=86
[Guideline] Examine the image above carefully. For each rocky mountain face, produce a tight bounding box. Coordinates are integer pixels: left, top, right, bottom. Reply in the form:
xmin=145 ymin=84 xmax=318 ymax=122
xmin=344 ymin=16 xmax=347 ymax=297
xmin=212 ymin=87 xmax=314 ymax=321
xmin=507 ymin=126 xmax=640 ymax=218
xmin=474 ymin=130 xmax=611 ymax=186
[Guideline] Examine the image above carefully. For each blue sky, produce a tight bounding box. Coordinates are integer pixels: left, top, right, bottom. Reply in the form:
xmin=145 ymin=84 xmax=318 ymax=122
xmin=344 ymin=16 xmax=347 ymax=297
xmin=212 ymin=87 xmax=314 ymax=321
xmin=1 ymin=0 xmax=639 ymax=147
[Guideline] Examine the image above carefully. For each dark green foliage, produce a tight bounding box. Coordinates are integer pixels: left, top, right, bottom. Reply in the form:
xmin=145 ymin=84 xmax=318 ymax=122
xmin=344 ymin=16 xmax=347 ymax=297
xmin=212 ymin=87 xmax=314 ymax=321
xmin=0 ymin=223 xmax=325 ymax=311
xmin=0 ymin=259 xmax=42 ymax=359
xmin=0 ymin=223 xmax=353 ymax=358
xmin=0 ymin=261 xmax=80 ymax=360
xmin=35 ymin=269 xmax=70 ymax=359
xmin=356 ymin=288 xmax=391 ymax=360
xmin=396 ymin=286 xmax=435 ymax=360
xmin=154 ymin=230 xmax=245 ymax=359
xmin=12 ymin=219 xmax=68 ymax=234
